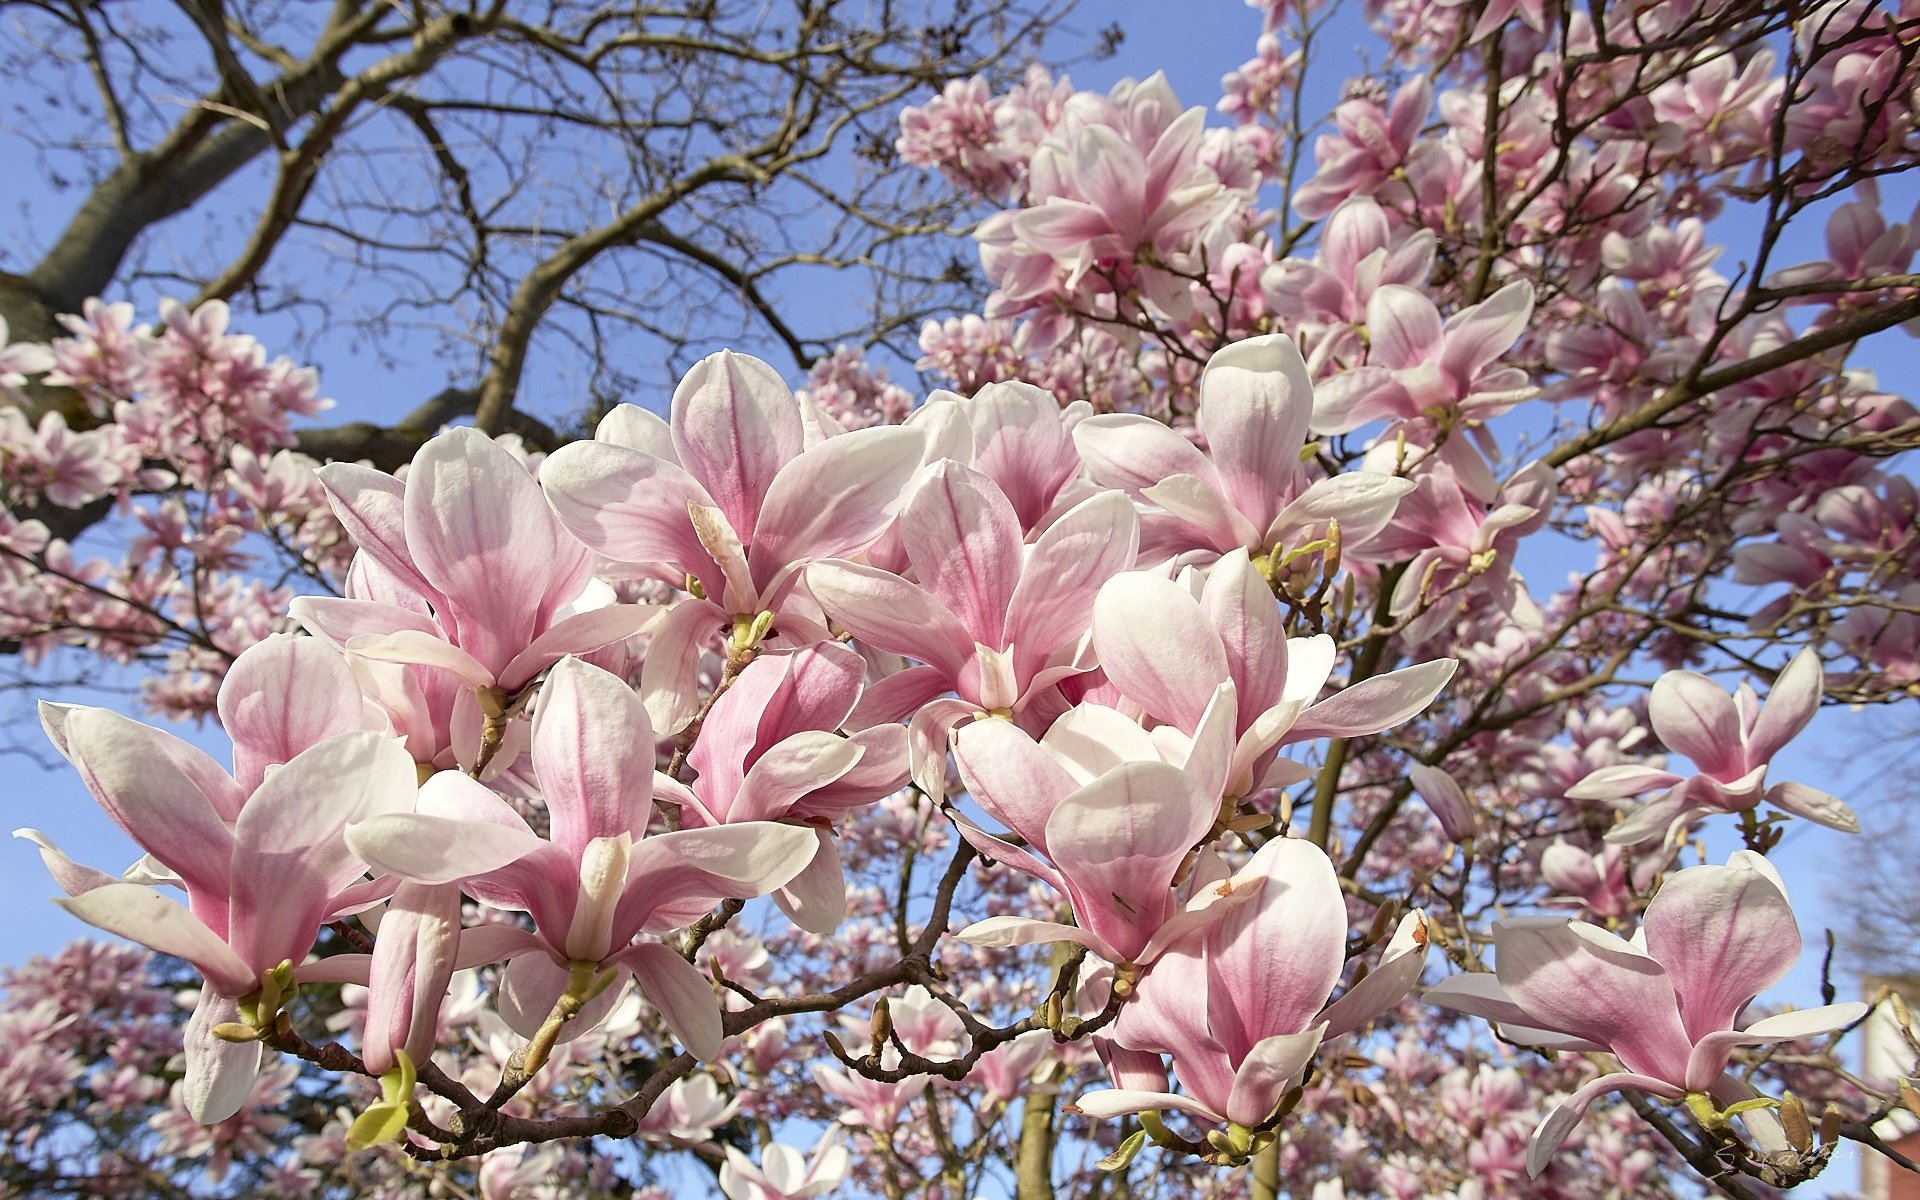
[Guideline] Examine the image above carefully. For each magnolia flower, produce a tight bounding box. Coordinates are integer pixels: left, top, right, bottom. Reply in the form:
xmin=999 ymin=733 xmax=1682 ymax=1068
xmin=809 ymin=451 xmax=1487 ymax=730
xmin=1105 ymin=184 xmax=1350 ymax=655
xmin=1426 ymin=851 xmax=1866 ymax=1175
xmin=953 ymin=756 xmax=1232 ymax=967
xmin=346 ymin=656 xmax=818 ymax=1059
xmin=538 ymin=350 xmax=924 ymax=732
xmin=1074 ymin=334 xmax=1414 ymax=566
xmin=1091 ymin=553 xmax=1457 ymax=799
xmin=807 ymin=459 xmax=1138 ymax=795
xmin=634 ymin=1073 xmax=740 ymax=1144
xmin=300 ymin=427 xmax=654 ymax=702
xmin=1316 ymin=281 xmax=1537 ymax=433
xmin=904 ymin=379 xmax=1092 ymax=535
xmin=1074 ymin=838 xmax=1429 ymax=1130
xmin=23 ymin=702 xmax=415 ymax=1122
xmin=1567 ymin=650 xmax=1859 ymax=843
xmin=663 ymin=643 xmax=910 ymax=934
xmin=720 ymin=1129 xmax=851 ymax=1200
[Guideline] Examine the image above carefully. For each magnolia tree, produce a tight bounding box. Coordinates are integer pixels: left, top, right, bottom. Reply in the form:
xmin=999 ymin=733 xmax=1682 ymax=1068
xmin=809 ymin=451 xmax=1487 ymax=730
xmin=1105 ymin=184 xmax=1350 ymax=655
xmin=4 ymin=0 xmax=1920 ymax=1197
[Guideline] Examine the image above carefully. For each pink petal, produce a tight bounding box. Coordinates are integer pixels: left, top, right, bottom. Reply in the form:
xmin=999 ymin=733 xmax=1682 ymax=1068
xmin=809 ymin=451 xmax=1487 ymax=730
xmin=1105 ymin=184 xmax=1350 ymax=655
xmin=962 ymin=381 xmax=1081 ymax=530
xmin=846 ymin=664 xmax=951 ymax=728
xmin=774 ymin=829 xmax=848 ymax=936
xmin=1196 ymin=334 xmax=1313 ymax=534
xmin=1748 ymin=649 xmax=1823 ymax=763
xmin=1424 ymin=972 xmax=1542 ymax=1027
xmin=670 ymin=350 xmax=805 ymax=538
xmin=363 ymin=881 xmax=461 ymax=1076
xmin=289 ymin=596 xmax=438 ymax=649
xmin=14 ymin=828 xmax=118 ymax=895
xmin=230 ymin=732 xmax=418 ymax=976
xmin=347 ymin=629 xmax=496 ymax=690
xmin=183 ymin=990 xmax=265 ymax=1123
xmin=952 ymin=718 xmax=1080 ymax=849
xmin=616 ymin=822 xmax=820 ymax=935
xmin=405 ymin=429 xmax=593 ymax=678
xmin=1366 ymin=285 xmax=1443 ymax=371
xmin=1269 ymin=473 xmax=1417 ymax=551
xmin=540 ymin=440 xmax=720 ymax=583
xmin=1004 ymin=489 xmax=1142 ymax=685
xmin=219 ymin=634 xmax=367 ymax=793
xmin=1202 ymin=550 xmax=1289 ymax=719
xmin=345 ymin=812 xmax=546 ymax=886
xmin=1091 ymin=573 xmax=1228 ymax=732
xmin=314 ymin=462 xmax=439 ymax=604
xmin=1648 ymin=670 xmax=1742 ymax=776
xmin=1321 ymin=912 xmax=1430 ymax=1038
xmin=1226 ymin=1025 xmax=1325 ymax=1127
xmin=896 ymin=460 xmax=1024 ymax=647
xmin=1764 ymin=780 xmax=1859 ymax=831
xmin=622 ymin=941 xmax=726 ymax=1060
xmin=1527 ymin=1072 xmax=1685 ymax=1177
xmin=748 ymin=426 xmax=926 ymax=588
xmin=1494 ymin=918 xmax=1693 ymax=1084
xmin=58 ymin=884 xmax=255 ymax=997
xmin=1072 ymin=414 xmax=1218 ymax=496
xmin=499 ymin=603 xmax=658 ymax=691
xmin=58 ymin=707 xmax=236 ymax=907
xmin=1439 ymin=280 xmax=1534 ymax=382
xmin=1070 ymin=1088 xmax=1223 ymax=1123
xmin=1564 ymin=764 xmax=1685 ymax=800
xmin=638 ymin=596 xmax=727 ymax=737
xmin=594 ymin=403 xmax=676 ymax=456
xmin=1641 ymin=855 xmax=1799 ymax=1042
xmin=1285 ymin=658 xmax=1456 ymax=743
xmin=1685 ymin=1003 xmax=1867 ymax=1091
xmin=1407 ymin=763 xmax=1478 ymax=841
xmin=806 ymin=561 xmax=974 ymax=679
xmin=1044 ymin=761 xmax=1216 ymax=963
xmin=1140 ymin=474 xmax=1260 ymax=554
xmin=532 ymin=657 xmax=656 ymax=856
xmin=730 ymin=732 xmax=863 ymax=822
xmin=496 ymin=950 xmax=630 ymax=1043
xmin=1204 ymin=838 xmax=1347 ymax=1059
xmin=954 ymin=914 xmax=1111 ymax=957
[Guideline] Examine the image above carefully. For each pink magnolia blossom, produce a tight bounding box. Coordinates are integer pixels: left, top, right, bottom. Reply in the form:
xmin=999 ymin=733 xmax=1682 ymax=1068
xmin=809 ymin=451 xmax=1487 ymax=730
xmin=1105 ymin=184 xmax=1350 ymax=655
xmin=301 ymin=426 xmax=653 ymax=700
xmin=1538 ymin=839 xmax=1671 ymax=921
xmin=952 ymin=756 xmax=1235 ymax=967
xmin=0 ymin=316 xmax=57 ymax=404
xmin=1427 ymin=851 xmax=1866 ymax=1176
xmin=720 ymin=1128 xmax=851 ymax=1200
xmin=1074 ymin=838 xmax=1430 ymax=1130
xmin=995 ymin=73 xmax=1247 ymax=329
xmin=1091 ymin=552 xmax=1458 ymax=799
xmin=538 ymin=350 xmax=924 ymax=732
xmin=1314 ymin=281 xmax=1537 ymax=433
xmin=663 ymin=642 xmax=910 ymax=934
xmin=806 ymin=459 xmax=1138 ymax=794
xmin=1074 ymin=335 xmax=1415 ymax=565
xmin=22 ymin=701 xmax=416 ymax=1121
xmin=1263 ymin=197 xmax=1437 ymax=329
xmin=905 ymin=379 xmax=1092 ymax=534
xmin=1291 ymin=77 xmax=1431 ymax=219
xmin=345 ymin=656 xmax=819 ymax=1059
xmin=1567 ymin=649 xmax=1859 ymax=842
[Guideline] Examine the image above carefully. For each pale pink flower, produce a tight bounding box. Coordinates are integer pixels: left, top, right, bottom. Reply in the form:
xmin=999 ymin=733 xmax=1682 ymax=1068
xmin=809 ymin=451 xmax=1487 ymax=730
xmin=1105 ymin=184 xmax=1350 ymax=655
xmin=346 ymin=656 xmax=818 ymax=1059
xmin=1567 ymin=649 xmax=1858 ymax=842
xmin=1427 ymin=851 xmax=1866 ymax=1175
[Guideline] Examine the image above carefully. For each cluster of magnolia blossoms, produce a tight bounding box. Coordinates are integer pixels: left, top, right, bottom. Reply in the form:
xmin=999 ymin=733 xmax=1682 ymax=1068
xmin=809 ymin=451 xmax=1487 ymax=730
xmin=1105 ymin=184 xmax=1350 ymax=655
xmin=0 ymin=299 xmax=346 ymax=720
xmin=12 ymin=338 xmax=1430 ymax=1131
xmin=12 ymin=323 xmax=1863 ymax=1190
